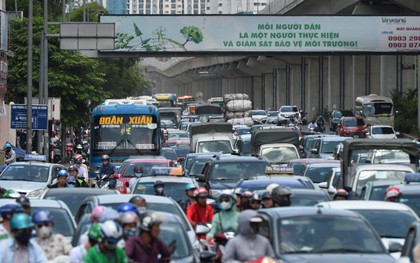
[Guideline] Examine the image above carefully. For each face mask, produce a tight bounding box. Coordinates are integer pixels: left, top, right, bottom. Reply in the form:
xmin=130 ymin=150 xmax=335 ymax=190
xmin=15 ymin=232 xmax=32 ymax=246
xmin=123 ymin=228 xmax=139 ymax=238
xmin=250 ymin=222 xmax=260 ymax=235
xmin=220 ymin=201 xmax=231 ymax=211
xmin=37 ymin=225 xmax=52 ymax=239
xmin=137 ymin=207 xmax=146 ymax=214
xmin=156 ymin=187 xmax=163 ymax=193
xmin=102 ymin=161 xmax=109 ymax=166
xmin=104 ymin=240 xmax=118 ymax=251
xmin=135 ymin=172 xmax=142 ymax=178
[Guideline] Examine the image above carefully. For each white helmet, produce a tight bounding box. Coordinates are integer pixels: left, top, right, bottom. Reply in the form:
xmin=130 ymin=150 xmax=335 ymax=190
xmin=266 ymin=183 xmax=280 ymax=194
xmin=100 ymin=220 xmax=122 ymax=243
xmin=119 ymin=211 xmax=139 ymax=226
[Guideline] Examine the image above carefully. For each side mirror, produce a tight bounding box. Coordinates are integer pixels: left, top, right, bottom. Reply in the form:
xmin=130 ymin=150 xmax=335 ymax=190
xmin=178 ymin=156 xmax=185 ymax=162
xmin=310 ymin=148 xmax=318 ymax=154
xmin=318 ymin=182 xmax=328 ymax=189
xmin=195 ymin=224 xmax=210 ymax=235
xmin=388 ymin=241 xmax=403 ymax=253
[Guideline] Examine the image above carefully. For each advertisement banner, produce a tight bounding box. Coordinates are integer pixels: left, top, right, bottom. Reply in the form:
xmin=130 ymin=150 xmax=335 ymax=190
xmin=100 ymin=15 xmax=420 ymax=53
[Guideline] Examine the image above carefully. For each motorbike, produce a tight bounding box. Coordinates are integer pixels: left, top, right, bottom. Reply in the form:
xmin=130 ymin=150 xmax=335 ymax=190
xmin=213 ymin=231 xmax=235 ymax=263
xmin=95 ymin=174 xmax=118 ymax=189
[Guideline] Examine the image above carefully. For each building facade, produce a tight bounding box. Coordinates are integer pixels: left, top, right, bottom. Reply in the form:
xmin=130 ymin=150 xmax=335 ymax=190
xmin=205 ymin=0 xmax=269 ymax=14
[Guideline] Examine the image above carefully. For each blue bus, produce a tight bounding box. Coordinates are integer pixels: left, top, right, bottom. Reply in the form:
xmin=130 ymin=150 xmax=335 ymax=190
xmin=90 ymin=99 xmax=161 ymax=178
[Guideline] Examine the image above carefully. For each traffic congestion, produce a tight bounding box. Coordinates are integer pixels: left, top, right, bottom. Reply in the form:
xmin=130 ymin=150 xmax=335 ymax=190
xmin=1 ymin=93 xmax=420 ymax=263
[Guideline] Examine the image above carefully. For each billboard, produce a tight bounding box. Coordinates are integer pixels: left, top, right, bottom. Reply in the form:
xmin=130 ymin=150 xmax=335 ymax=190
xmin=100 ymin=15 xmax=420 ymax=54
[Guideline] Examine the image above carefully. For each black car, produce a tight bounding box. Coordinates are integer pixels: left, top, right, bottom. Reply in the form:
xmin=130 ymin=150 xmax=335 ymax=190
xmin=194 ymin=154 xmax=271 ymax=197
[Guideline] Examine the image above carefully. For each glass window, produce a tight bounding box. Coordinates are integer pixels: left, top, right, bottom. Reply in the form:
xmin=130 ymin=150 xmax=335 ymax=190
xmin=123 ymin=163 xmax=169 ymax=177
xmin=356 ymin=170 xmax=407 ymax=194
xmin=211 ymin=162 xmax=267 ymax=181
xmin=0 ymin=165 xmax=49 ymax=182
xmin=159 ymin=222 xmax=191 ymax=259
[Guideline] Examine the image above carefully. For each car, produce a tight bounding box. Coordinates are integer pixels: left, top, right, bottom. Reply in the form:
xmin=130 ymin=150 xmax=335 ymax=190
xmin=266 ymin=110 xmax=279 ymax=124
xmin=259 ymin=143 xmax=300 ymax=168
xmin=367 ymin=125 xmax=398 ymax=139
xmin=330 ymin=110 xmax=354 ymax=132
xmin=251 ymin=110 xmax=268 ymax=124
xmin=185 ymin=155 xmax=213 ymax=177
xmin=258 ymin=207 xmax=395 ymax=262
xmin=133 ymin=175 xmax=199 ymax=204
xmin=161 ymin=147 xmax=180 ymax=166
xmin=307 ymin=135 xmax=351 ymax=159
xmin=288 ymin=158 xmax=340 ymax=176
xmin=399 ymin=221 xmax=420 ymax=263
xmin=390 ymin=181 xmax=420 ymax=218
xmin=234 ymin=175 xmax=318 ymax=192
xmin=196 ymin=155 xmax=271 ymax=197
xmin=317 ymin=200 xmax=419 ymax=258
xmin=73 ymin=194 xmax=200 ymax=256
xmin=318 ymin=167 xmax=342 ymax=197
xmin=278 ymin=105 xmax=299 ymax=125
xmin=37 ymin=188 xmax=119 ymax=217
xmin=301 ymin=161 xmax=341 ymax=184
xmin=0 ymin=199 xmax=76 ymax=240
xmin=359 ymin=180 xmax=403 ymax=201
xmin=233 ymin=125 xmax=251 ymax=136
xmin=366 ymin=149 xmax=411 ymax=164
xmin=166 ymin=129 xmax=189 ymax=140
xmin=299 ymin=134 xmax=324 ymax=158
xmin=350 ymin=164 xmax=415 ymax=196
xmin=183 ymin=152 xmax=217 ymax=176
xmin=0 ymin=162 xmax=66 ymax=195
xmin=115 ymin=158 xmax=174 ymax=194
xmin=337 ymin=116 xmax=367 ymax=138
xmin=163 ymin=138 xmax=190 ymax=148
xmin=234 ymin=133 xmax=252 ymax=156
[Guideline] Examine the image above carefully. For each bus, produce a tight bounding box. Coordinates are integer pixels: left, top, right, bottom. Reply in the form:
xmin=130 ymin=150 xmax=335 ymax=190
xmin=152 ymin=93 xmax=177 ymax=108
xmin=90 ymin=99 xmax=161 ymax=178
xmin=354 ymin=94 xmax=394 ymax=126
xmin=177 ymin=95 xmax=195 ymax=106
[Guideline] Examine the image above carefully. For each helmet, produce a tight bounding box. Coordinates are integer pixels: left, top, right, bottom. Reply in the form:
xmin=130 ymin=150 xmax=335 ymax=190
xmin=334 ymin=189 xmax=349 ymax=198
xmin=117 ymin=203 xmax=137 ymax=214
xmin=76 ymin=144 xmax=82 ymax=150
xmin=0 ymin=204 xmax=23 ymax=219
xmin=91 ymin=206 xmax=106 ymax=222
xmin=68 ymin=165 xmax=78 ymax=172
xmin=185 ymin=183 xmax=197 ymax=191
xmin=234 ymin=188 xmax=242 ymax=196
xmin=88 ymin=223 xmax=102 ymax=241
xmin=100 ymin=220 xmax=122 ymax=243
xmin=138 ymin=212 xmax=162 ymax=232
xmin=57 ymin=170 xmax=69 ymax=178
xmin=241 ymin=191 xmax=253 ymax=199
xmin=266 ymin=183 xmax=280 ymax=194
xmin=67 ymin=177 xmax=76 ymax=185
xmin=16 ymin=196 xmax=30 ymax=207
xmin=134 ymin=166 xmax=143 ymax=173
xmin=10 ymin=213 xmax=34 ymax=231
xmin=32 ymin=210 xmax=53 ymax=224
xmin=129 ymin=195 xmax=145 ymax=204
xmin=3 ymin=142 xmax=12 ymax=150
xmin=193 ymin=187 xmax=208 ymax=198
xmin=153 ymin=180 xmax=164 ymax=188
xmin=101 ymin=155 xmax=110 ymax=161
xmin=249 ymin=193 xmax=261 ymax=202
xmin=271 ymin=185 xmax=293 ymax=205
xmin=119 ymin=211 xmax=139 ymax=225
xmin=74 ymin=154 xmax=83 ymax=163
xmin=385 ymin=186 xmax=402 ymax=199
xmin=261 ymin=191 xmax=272 ymax=200
xmin=98 ymin=207 xmax=119 ymax=223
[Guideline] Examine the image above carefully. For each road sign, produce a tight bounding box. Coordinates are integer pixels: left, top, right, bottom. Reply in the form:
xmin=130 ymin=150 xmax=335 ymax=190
xmin=11 ymin=104 xmax=48 ymax=130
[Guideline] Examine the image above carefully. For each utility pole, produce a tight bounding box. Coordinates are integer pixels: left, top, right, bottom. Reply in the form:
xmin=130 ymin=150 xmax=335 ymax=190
xmin=26 ymin=0 xmax=33 ymax=154
xmin=43 ymin=0 xmax=49 ymax=160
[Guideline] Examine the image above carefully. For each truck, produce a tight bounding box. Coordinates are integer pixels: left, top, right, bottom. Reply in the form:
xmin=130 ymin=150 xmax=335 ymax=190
xmin=188 ymin=123 xmax=234 ymax=154
xmin=250 ymin=128 xmax=300 ymax=168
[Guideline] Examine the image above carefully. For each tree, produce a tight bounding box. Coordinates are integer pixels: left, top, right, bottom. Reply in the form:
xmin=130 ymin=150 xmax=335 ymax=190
xmin=6 ymin=17 xmax=110 ymax=127
xmin=391 ymin=88 xmax=418 ymax=135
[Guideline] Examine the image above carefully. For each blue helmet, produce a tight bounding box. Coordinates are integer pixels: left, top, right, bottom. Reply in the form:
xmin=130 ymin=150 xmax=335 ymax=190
xmin=154 ymin=180 xmax=164 ymax=188
xmin=57 ymin=170 xmax=69 ymax=178
xmin=11 ymin=213 xmax=34 ymax=231
xmin=185 ymin=183 xmax=197 ymax=191
xmin=117 ymin=203 xmax=137 ymax=214
xmin=0 ymin=204 xmax=23 ymax=219
xmin=32 ymin=210 xmax=53 ymax=224
xmin=3 ymin=143 xmax=12 ymax=150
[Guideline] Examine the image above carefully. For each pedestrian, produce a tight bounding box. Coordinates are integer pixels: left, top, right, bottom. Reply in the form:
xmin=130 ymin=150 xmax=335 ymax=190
xmin=222 ymin=210 xmax=274 ymax=263
xmin=3 ymin=143 xmax=16 ymax=165
xmin=0 ymin=213 xmax=48 ymax=263
xmin=84 ymin=220 xmax=128 ymax=263
xmin=32 ymin=210 xmax=72 ymax=261
xmin=69 ymin=223 xmax=101 ymax=263
xmin=125 ymin=212 xmax=171 ymax=263
xmin=48 ymin=170 xmax=70 ymax=188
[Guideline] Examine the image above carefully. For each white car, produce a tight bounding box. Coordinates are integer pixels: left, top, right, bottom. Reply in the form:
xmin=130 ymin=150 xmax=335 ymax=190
xmin=367 ymin=125 xmax=398 ymax=139
xmin=317 ymin=200 xmax=419 ymax=258
xmin=251 ymin=110 xmax=268 ymax=124
xmin=277 ymin=105 xmax=299 ymax=124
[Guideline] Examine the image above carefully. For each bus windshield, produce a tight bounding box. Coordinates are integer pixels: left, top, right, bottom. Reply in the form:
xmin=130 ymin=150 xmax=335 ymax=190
xmin=362 ymin=102 xmax=393 ymax=117
xmin=93 ymin=114 xmax=159 ymax=151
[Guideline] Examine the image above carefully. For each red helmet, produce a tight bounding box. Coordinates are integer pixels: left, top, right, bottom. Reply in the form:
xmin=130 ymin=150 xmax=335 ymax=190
xmin=385 ymin=186 xmax=401 ymax=199
xmin=193 ymin=187 xmax=208 ymax=198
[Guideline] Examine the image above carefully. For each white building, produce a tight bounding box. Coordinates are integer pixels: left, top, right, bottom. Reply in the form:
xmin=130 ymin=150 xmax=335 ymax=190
xmin=205 ymin=0 xmax=269 ymax=14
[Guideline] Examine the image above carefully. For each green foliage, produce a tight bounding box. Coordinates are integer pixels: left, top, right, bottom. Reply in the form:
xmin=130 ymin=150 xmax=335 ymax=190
xmin=391 ymin=89 xmax=418 ymax=135
xmin=180 ymin=26 xmax=204 ymax=46
xmin=69 ymin=2 xmax=108 ymax=22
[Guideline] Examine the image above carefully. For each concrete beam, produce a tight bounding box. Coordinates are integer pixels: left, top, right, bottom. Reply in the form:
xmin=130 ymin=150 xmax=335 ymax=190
xmin=246 ymin=57 xmax=275 ymax=73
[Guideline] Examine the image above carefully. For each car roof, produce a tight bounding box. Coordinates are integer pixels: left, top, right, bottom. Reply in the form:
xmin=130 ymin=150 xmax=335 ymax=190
xmin=341 ymin=116 xmax=363 ymax=120
xmin=391 ymin=183 xmax=420 ymax=193
xmin=87 ymin=194 xmax=177 ymax=205
xmin=239 ymin=175 xmax=314 ymax=189
xmin=44 ymin=188 xmax=119 ymax=195
xmin=125 ymin=159 xmax=171 ymax=164
xmin=137 ymin=176 xmax=196 ymax=183
xmin=258 ymin=206 xmax=361 ymax=219
xmin=354 ymin=164 xmax=415 ymax=172
xmin=364 ymin=179 xmax=404 ymax=187
xmin=289 ymin=158 xmax=340 ymax=164
xmin=305 ymin=162 xmax=341 ymax=167
xmin=209 ymin=155 xmax=268 ymax=163
xmin=7 ymin=162 xmax=61 ymax=167
xmin=317 ymin=200 xmax=418 ymax=212
xmin=0 ymin=198 xmax=68 ymax=209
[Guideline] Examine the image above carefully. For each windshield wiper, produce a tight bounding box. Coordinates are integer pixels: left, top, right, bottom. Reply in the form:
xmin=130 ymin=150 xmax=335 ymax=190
xmin=108 ymin=139 xmax=124 ymax=157
xmin=127 ymin=139 xmax=146 ymax=156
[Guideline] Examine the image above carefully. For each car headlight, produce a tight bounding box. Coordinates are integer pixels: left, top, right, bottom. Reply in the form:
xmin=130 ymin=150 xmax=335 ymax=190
xmin=26 ymin=189 xmax=44 ymax=199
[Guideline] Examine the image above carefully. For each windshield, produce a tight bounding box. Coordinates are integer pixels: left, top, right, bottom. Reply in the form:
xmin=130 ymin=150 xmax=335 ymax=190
xmin=305 ymin=166 xmax=338 ymax=183
xmin=261 ymin=147 xmax=299 ymax=164
xmin=275 ymin=215 xmax=384 ymax=254
xmin=332 ymin=111 xmax=342 ymax=118
xmin=372 ymin=127 xmax=394 ymax=135
xmin=122 ymin=163 xmax=169 ymax=177
xmin=168 ymin=132 xmax=188 ymax=140
xmin=320 ymin=140 xmax=344 ymax=154
xmin=162 ymin=150 xmax=177 ymax=161
xmin=211 ymin=162 xmax=268 ymax=181
xmin=369 ymin=150 xmax=409 ymax=164
xmin=280 ymin=106 xmax=297 ymax=113
xmin=134 ymin=182 xmax=196 ymax=203
xmin=0 ymin=165 xmax=49 ymax=182
xmin=92 ymin=114 xmax=159 ymax=152
xmin=197 ymin=141 xmax=232 ymax=154
xmin=187 ymin=159 xmax=207 ymax=176
xmin=353 ymin=210 xmax=417 ymax=239
xmin=252 ymin=110 xmax=266 ymax=115
xmin=268 ymin=111 xmax=278 ymax=117
xmin=363 ymin=103 xmax=393 ymax=117
xmin=356 ymin=170 xmax=408 ymax=194
xmin=400 ymin=195 xmax=420 ymax=218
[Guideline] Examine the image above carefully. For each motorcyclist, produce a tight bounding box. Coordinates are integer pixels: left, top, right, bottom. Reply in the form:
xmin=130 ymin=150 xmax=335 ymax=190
xmin=0 ymin=204 xmax=24 ymax=241
xmin=206 ymin=190 xmax=238 ymax=241
xmin=239 ymin=190 xmax=253 ymax=211
xmin=186 ymin=187 xmax=214 ymax=230
xmin=261 ymin=191 xmax=274 ymax=208
xmin=68 ymin=165 xmax=89 ymax=187
xmin=222 ymin=210 xmax=274 ymax=263
xmin=178 ymin=183 xmax=197 ymax=213
xmin=118 ymin=211 xmax=139 ymax=248
xmin=316 ymin=114 xmax=325 ymax=132
xmin=249 ymin=192 xmax=262 ymax=210
xmin=271 ymin=185 xmax=293 ymax=207
xmin=125 ymin=212 xmax=171 ymax=263
xmin=69 ymin=223 xmax=101 ymax=263
xmin=307 ymin=120 xmax=318 ymax=131
xmin=0 ymin=213 xmax=48 ymax=263
xmin=98 ymin=154 xmax=117 ymax=189
xmin=129 ymin=195 xmax=148 ymax=214
xmin=32 ymin=210 xmax=72 ymax=261
xmin=84 ymin=220 xmax=128 ymax=263
xmin=48 ymin=169 xmax=70 ymax=188
xmin=128 ymin=166 xmax=143 ymax=194
xmin=73 ymin=154 xmax=89 ymax=183
xmin=3 ymin=142 xmax=16 ymax=165
xmin=333 ymin=189 xmax=349 ymax=201
xmin=154 ymin=180 xmax=166 ymax=196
